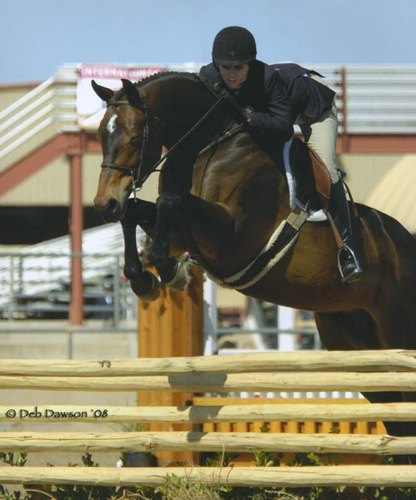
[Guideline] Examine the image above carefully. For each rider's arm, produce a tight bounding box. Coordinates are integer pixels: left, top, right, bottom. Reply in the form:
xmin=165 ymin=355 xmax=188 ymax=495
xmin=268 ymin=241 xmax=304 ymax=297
xmin=245 ymin=70 xmax=294 ymax=141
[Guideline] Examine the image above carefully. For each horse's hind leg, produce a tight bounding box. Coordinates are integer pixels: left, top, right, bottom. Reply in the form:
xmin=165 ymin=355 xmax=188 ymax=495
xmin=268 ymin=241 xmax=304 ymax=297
xmin=397 ymin=393 xmax=416 ymax=464
xmin=362 ymin=391 xmax=416 ymax=464
xmin=314 ymin=309 xmax=380 ymax=351
xmin=315 ymin=310 xmax=416 ymax=464
xmin=370 ymin=305 xmax=416 ymax=462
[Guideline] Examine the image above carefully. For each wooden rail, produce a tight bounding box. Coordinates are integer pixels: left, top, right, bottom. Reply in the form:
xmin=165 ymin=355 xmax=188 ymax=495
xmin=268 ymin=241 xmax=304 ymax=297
xmin=0 ymin=350 xmax=416 ymax=487
xmin=1 ymin=371 xmax=416 ymax=392
xmin=0 ymin=349 xmax=415 ymax=375
xmin=0 ymin=431 xmax=415 ymax=455
xmin=1 ymin=401 xmax=416 ymax=423
xmin=1 ymin=465 xmax=416 ymax=488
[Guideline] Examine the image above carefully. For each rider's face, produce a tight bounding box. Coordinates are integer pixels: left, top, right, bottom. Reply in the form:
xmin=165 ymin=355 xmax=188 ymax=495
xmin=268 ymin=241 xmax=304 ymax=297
xmin=218 ymin=63 xmax=249 ymax=89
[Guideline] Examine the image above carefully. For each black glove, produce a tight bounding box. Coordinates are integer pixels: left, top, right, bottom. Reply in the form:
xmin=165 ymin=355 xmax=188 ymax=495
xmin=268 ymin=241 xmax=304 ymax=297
xmin=218 ymin=88 xmax=247 ymax=124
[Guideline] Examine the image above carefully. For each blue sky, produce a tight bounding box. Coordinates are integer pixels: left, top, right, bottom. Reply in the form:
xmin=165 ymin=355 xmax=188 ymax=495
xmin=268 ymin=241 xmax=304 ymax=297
xmin=1 ymin=0 xmax=415 ymax=84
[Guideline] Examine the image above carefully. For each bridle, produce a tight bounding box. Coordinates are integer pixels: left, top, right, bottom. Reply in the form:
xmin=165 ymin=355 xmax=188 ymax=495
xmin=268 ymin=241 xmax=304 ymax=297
xmin=100 ymin=81 xmax=230 ymax=199
xmin=100 ymin=100 xmax=160 ymax=198
xmin=100 ymin=103 xmax=137 ymax=176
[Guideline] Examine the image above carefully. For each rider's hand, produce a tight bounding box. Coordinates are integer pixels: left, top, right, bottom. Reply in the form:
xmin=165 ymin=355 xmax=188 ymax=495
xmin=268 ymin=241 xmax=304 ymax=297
xmin=243 ymin=106 xmax=253 ymax=123
xmin=218 ymin=88 xmax=247 ymax=124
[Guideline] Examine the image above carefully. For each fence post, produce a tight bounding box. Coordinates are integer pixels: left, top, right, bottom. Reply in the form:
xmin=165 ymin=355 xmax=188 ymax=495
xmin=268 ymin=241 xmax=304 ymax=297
xmin=68 ymin=150 xmax=83 ymax=325
xmin=137 ymin=264 xmax=204 ymax=465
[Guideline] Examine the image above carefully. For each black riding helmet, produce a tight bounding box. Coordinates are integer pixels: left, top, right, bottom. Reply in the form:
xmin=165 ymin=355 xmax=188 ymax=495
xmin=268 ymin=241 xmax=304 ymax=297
xmin=212 ymin=26 xmax=257 ymax=66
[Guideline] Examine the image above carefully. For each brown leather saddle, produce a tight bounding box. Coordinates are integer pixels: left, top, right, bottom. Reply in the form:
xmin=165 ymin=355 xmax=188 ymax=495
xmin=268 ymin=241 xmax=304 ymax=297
xmin=288 ymin=137 xmax=332 ymax=212
xmin=288 ymin=137 xmax=359 ymax=253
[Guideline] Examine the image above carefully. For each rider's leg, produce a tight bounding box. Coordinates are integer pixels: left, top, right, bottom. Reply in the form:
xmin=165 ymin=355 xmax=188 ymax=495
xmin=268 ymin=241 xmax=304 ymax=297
xmin=303 ymin=101 xmax=342 ymax=184
xmin=303 ymin=102 xmax=363 ymax=282
xmin=328 ymin=176 xmax=363 ymax=282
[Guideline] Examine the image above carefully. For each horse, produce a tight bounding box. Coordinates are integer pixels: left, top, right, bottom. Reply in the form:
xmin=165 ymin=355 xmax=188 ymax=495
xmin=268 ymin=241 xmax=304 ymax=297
xmin=92 ymin=73 xmax=416 ymax=462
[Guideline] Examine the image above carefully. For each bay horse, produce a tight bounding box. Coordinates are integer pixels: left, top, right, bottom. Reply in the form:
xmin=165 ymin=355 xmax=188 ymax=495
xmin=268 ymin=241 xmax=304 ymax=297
xmin=92 ymin=73 xmax=416 ymax=462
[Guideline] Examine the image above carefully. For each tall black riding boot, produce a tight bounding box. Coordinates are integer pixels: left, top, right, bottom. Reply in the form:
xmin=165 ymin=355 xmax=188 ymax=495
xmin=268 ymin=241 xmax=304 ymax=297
xmin=328 ymin=179 xmax=363 ymax=283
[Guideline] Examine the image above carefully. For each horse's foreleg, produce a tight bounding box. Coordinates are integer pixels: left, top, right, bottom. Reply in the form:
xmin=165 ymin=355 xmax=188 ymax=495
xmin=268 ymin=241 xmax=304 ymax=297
xmin=122 ymin=199 xmax=188 ymax=296
xmin=149 ymin=190 xmax=234 ymax=269
xmin=121 ymin=203 xmax=161 ymax=301
xmin=146 ymin=194 xmax=174 ymax=268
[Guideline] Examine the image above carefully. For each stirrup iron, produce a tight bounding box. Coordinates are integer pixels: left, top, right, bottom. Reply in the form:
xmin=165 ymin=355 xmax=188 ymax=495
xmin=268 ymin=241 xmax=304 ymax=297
xmin=337 ymin=244 xmax=363 ymax=283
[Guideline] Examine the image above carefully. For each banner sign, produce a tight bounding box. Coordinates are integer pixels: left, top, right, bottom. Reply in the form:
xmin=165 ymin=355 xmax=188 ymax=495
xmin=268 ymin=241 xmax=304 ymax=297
xmin=76 ymin=64 xmax=166 ymax=129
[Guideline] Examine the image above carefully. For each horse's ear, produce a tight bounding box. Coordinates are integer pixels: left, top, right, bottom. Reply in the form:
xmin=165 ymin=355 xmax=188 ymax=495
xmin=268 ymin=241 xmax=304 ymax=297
xmin=121 ymin=79 xmax=145 ymax=110
xmin=91 ymin=80 xmax=114 ymax=102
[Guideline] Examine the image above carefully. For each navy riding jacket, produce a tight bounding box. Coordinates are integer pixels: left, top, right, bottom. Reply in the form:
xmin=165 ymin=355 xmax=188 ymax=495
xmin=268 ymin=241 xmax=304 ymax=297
xmin=199 ymin=61 xmax=336 ymax=143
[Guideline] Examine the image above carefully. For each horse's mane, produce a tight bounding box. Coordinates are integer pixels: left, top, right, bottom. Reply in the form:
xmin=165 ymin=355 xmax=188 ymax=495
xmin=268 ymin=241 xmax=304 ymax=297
xmin=135 ymin=71 xmax=199 ymax=87
xmin=113 ymin=71 xmax=219 ymax=101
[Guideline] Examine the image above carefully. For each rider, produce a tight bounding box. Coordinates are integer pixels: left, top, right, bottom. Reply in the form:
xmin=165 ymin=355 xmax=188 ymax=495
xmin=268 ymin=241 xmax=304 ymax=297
xmin=200 ymin=25 xmax=362 ymax=283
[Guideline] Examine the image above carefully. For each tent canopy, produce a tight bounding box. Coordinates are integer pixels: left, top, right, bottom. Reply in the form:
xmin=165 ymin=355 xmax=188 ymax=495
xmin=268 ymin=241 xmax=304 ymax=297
xmin=365 ymin=155 xmax=416 ymax=235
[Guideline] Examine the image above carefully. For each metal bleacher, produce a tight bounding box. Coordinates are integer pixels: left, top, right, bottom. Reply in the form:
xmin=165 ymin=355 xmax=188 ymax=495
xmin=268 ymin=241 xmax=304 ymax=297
xmin=0 ymin=65 xmax=79 ymax=173
xmin=0 ymin=223 xmax=144 ymax=322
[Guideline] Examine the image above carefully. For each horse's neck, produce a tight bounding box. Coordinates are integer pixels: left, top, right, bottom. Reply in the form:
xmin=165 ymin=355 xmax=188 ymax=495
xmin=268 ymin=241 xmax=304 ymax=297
xmin=162 ymin=147 xmax=199 ymax=192
xmin=154 ymin=81 xmax=232 ymax=191
xmin=155 ymin=79 xmax=230 ymax=150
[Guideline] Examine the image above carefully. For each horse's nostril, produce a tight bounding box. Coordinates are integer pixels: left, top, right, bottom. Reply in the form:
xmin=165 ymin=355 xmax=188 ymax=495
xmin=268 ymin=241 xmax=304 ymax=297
xmin=95 ymin=197 xmax=121 ymax=222
xmin=107 ymin=198 xmax=119 ymax=214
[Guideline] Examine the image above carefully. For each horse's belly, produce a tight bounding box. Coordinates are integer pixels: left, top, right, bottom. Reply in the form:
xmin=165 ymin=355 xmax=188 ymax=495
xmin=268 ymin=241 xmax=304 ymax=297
xmin=243 ymin=267 xmax=367 ymax=313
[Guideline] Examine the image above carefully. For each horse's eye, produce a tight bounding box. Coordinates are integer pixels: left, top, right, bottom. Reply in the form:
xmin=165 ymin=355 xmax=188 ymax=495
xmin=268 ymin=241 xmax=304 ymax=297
xmin=130 ymin=136 xmax=141 ymax=145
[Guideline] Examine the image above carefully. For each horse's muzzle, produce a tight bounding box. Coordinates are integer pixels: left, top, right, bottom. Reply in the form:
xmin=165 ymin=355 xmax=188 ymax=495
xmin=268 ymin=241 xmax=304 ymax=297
xmin=94 ymin=168 xmax=132 ymax=222
xmin=94 ymin=195 xmax=125 ymax=222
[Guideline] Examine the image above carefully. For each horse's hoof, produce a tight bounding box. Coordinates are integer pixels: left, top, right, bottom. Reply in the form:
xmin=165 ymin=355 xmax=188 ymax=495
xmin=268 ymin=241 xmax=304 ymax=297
xmin=166 ymin=263 xmax=189 ymax=292
xmin=140 ymin=272 xmax=162 ymax=302
xmin=131 ymin=271 xmax=161 ymax=302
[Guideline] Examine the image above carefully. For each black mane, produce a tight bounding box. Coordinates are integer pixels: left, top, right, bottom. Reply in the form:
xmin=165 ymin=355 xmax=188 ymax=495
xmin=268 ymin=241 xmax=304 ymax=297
xmin=113 ymin=71 xmax=209 ymax=102
xmin=136 ymin=71 xmax=199 ymax=87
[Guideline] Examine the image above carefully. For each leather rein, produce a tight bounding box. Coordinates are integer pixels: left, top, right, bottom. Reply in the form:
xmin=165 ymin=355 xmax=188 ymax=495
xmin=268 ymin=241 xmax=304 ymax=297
xmin=101 ymin=85 xmax=231 ymax=198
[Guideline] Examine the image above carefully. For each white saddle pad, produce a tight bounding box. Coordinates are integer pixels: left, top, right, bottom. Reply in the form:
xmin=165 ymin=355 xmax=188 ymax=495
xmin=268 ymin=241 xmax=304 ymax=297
xmin=283 ymin=139 xmax=327 ymax=222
